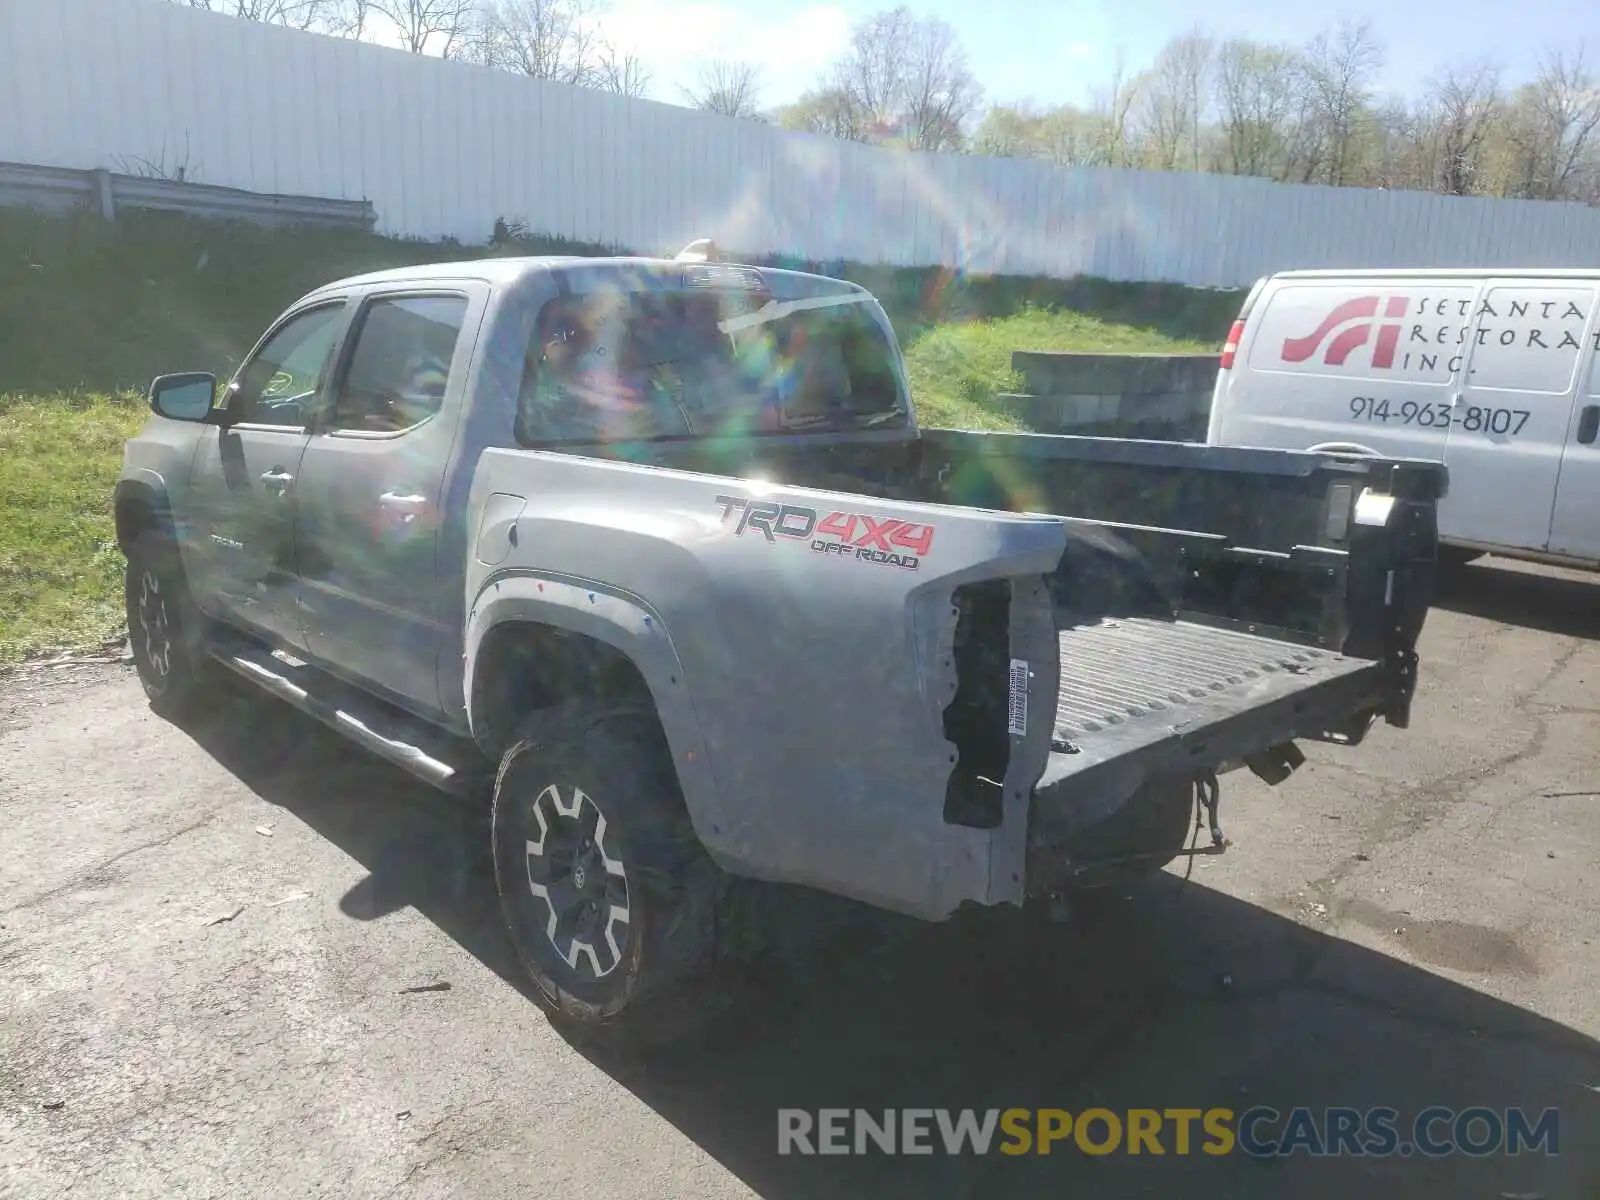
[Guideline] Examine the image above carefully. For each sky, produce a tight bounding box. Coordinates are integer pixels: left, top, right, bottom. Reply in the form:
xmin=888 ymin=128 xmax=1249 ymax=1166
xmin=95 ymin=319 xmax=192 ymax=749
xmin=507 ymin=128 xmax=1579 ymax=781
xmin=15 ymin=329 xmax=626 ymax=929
xmin=584 ymin=0 xmax=1600 ymax=112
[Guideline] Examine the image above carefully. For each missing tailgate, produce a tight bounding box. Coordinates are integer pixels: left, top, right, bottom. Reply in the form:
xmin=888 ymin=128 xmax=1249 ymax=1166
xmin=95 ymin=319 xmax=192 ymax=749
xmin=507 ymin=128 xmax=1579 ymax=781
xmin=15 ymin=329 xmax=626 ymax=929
xmin=941 ymin=579 xmax=1013 ymax=829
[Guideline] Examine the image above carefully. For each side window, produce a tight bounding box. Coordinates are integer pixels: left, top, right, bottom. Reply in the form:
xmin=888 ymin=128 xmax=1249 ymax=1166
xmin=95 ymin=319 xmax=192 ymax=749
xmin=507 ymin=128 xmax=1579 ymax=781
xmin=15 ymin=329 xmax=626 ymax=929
xmin=1467 ymin=286 xmax=1595 ymax=395
xmin=227 ymin=303 xmax=347 ymax=426
xmin=328 ymin=295 xmax=468 ymax=434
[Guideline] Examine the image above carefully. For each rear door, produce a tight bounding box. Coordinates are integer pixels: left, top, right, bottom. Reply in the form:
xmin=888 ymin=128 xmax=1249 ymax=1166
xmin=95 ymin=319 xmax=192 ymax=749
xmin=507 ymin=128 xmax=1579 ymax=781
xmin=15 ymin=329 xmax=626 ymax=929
xmin=1443 ymin=280 xmax=1597 ymax=551
xmin=293 ymin=287 xmax=482 ymax=716
xmin=1221 ymin=276 xmax=1473 ymax=462
xmin=1547 ymin=338 xmax=1600 ymax=561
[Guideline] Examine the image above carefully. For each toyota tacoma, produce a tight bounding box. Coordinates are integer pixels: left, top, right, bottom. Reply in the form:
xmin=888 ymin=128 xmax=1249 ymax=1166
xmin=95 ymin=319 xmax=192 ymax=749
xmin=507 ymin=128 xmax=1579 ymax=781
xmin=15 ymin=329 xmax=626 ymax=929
xmin=115 ymin=250 xmax=1444 ymax=1045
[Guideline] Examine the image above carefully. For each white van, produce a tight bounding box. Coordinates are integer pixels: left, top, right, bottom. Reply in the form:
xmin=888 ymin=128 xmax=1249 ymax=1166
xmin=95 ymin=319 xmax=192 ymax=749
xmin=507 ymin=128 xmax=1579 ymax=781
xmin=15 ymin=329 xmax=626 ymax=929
xmin=1207 ymin=268 xmax=1600 ymax=569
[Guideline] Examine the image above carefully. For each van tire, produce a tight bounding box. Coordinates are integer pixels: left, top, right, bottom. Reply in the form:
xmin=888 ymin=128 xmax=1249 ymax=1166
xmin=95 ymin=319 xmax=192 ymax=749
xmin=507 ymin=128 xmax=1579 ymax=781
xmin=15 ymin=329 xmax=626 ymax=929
xmin=491 ymin=703 xmax=726 ymax=1053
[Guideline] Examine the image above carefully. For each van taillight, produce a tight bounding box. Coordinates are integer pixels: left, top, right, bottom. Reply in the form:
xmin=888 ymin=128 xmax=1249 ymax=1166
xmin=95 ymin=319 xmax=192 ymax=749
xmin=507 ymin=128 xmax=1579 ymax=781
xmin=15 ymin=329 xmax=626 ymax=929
xmin=1219 ymin=319 xmax=1244 ymax=370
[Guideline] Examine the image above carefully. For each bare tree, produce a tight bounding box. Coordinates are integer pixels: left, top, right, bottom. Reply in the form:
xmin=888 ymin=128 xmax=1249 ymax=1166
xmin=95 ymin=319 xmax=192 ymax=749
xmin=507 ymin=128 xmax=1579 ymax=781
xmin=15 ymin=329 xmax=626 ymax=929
xmin=469 ymin=0 xmax=598 ymax=83
xmin=172 ymin=0 xmax=336 ymax=27
xmin=1502 ymin=47 xmax=1600 ymax=200
xmin=824 ymin=6 xmax=981 ymax=151
xmin=324 ymin=0 xmax=373 ymax=37
xmin=1427 ymin=61 xmax=1502 ymax=195
xmin=1369 ymin=98 xmax=1434 ymax=191
xmin=365 ymin=0 xmax=479 ymax=55
xmin=1090 ymin=49 xmax=1142 ymax=168
xmin=594 ymin=47 xmax=651 ymax=98
xmin=1301 ymin=20 xmax=1382 ymax=186
xmin=682 ymin=60 xmax=764 ymax=119
xmin=898 ymin=14 xmax=981 ymax=151
xmin=1135 ymin=31 xmax=1213 ymax=171
xmin=1213 ymin=38 xmax=1303 ymax=177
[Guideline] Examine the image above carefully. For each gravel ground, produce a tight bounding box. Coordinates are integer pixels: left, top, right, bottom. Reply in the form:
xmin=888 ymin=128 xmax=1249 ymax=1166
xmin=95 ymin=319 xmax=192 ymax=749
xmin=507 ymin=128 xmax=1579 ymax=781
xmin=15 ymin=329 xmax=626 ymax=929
xmin=2 ymin=556 xmax=1598 ymax=1199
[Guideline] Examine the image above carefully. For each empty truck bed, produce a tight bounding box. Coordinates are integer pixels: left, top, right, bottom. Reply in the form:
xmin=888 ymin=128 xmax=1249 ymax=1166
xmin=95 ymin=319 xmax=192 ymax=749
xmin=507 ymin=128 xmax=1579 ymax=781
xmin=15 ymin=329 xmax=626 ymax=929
xmin=1037 ymin=615 xmax=1384 ymax=790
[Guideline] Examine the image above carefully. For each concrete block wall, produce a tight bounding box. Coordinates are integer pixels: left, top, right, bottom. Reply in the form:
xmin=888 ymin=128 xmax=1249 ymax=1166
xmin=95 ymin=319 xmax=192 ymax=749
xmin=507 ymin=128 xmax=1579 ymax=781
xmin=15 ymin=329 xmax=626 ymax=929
xmin=1003 ymin=351 xmax=1222 ymax=441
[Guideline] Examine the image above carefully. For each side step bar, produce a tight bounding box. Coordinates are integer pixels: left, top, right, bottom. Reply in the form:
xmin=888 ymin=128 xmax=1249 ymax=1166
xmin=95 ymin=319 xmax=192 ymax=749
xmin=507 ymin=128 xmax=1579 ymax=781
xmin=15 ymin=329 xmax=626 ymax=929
xmin=207 ymin=642 xmax=488 ymax=798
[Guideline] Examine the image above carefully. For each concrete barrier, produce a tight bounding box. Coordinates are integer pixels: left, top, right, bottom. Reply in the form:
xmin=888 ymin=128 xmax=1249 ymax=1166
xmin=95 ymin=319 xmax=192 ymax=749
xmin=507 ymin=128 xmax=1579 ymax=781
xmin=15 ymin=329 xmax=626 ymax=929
xmin=1002 ymin=351 xmax=1222 ymax=441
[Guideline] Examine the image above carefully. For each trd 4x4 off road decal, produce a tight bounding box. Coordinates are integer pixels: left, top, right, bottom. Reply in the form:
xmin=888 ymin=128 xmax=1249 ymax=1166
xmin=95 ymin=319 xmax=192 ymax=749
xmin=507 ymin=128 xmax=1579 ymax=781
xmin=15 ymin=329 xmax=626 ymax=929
xmin=714 ymin=495 xmax=935 ymax=570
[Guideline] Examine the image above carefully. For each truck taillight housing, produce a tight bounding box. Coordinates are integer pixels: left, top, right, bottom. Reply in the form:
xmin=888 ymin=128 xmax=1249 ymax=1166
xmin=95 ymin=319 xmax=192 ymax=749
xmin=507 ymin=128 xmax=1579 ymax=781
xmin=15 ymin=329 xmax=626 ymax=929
xmin=1219 ymin=319 xmax=1245 ymax=370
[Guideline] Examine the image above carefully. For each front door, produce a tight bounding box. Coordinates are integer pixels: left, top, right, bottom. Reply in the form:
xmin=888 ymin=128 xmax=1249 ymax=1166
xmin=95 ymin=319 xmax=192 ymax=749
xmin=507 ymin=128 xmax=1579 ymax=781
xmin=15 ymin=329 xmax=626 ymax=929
xmin=184 ymin=301 xmax=349 ymax=651
xmin=1442 ymin=282 xmax=1597 ymax=551
xmin=294 ymin=290 xmax=477 ymax=716
xmin=1547 ymin=344 xmax=1600 ymax=562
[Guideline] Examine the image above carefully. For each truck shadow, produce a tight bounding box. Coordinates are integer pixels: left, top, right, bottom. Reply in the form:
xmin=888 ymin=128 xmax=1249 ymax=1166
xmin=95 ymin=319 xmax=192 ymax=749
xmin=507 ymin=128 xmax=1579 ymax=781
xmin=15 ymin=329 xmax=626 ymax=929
xmin=1433 ymin=557 xmax=1600 ymax=640
xmin=184 ymin=690 xmax=1600 ymax=1200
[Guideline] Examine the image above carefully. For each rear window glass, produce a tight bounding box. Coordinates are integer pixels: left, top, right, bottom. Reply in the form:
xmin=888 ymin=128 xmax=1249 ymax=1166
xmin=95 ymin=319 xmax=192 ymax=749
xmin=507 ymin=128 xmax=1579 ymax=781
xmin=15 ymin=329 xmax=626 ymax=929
xmin=1247 ymin=284 xmax=1475 ymax=385
xmin=1466 ymin=285 xmax=1595 ymax=395
xmin=514 ymin=287 xmax=906 ymax=443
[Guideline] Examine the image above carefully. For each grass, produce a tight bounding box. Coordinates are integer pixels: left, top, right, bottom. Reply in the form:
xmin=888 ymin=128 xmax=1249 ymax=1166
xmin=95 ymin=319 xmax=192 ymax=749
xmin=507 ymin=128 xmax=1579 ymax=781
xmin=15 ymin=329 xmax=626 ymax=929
xmin=902 ymin=307 xmax=1220 ymax=431
xmin=0 ymin=392 xmax=147 ymax=664
xmin=0 ymin=206 xmax=1236 ymax=663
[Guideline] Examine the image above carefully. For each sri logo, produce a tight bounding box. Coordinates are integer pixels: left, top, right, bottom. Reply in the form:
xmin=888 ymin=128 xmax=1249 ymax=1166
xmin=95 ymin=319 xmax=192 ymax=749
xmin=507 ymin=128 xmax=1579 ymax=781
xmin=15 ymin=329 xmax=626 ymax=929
xmin=1282 ymin=296 xmax=1410 ymax=367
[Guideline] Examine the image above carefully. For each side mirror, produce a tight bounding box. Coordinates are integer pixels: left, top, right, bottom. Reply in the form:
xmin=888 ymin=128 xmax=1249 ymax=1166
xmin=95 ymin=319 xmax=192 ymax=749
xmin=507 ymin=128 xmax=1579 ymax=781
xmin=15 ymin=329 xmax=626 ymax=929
xmin=148 ymin=372 xmax=218 ymax=422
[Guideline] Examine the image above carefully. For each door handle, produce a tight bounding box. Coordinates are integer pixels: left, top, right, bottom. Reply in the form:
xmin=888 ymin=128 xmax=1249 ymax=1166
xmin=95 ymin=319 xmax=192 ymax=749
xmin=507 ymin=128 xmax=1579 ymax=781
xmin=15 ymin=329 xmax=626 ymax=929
xmin=1579 ymin=405 xmax=1600 ymax=446
xmin=380 ymin=491 xmax=428 ymax=525
xmin=259 ymin=469 xmax=294 ymax=493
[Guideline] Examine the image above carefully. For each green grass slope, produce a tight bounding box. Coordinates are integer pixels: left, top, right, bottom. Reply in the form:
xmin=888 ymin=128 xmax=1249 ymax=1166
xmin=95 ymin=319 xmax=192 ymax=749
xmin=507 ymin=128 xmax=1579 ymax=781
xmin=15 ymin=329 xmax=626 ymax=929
xmin=903 ymin=307 xmax=1219 ymax=430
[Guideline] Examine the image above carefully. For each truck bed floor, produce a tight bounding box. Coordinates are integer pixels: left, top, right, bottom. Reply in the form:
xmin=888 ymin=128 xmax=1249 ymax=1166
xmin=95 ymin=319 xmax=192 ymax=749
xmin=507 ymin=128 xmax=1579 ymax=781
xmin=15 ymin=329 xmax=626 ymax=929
xmin=1044 ymin=616 xmax=1381 ymax=781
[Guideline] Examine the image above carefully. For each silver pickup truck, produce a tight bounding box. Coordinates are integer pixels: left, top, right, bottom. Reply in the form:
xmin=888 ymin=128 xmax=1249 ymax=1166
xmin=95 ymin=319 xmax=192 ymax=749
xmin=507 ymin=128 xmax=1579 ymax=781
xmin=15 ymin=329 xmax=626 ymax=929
xmin=116 ymin=251 xmax=1444 ymax=1047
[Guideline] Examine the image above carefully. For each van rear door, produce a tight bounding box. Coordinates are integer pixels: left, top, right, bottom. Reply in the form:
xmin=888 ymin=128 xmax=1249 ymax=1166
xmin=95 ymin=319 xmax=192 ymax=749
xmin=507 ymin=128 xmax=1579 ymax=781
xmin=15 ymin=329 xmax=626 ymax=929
xmin=1217 ymin=277 xmax=1474 ymax=463
xmin=1444 ymin=281 xmax=1598 ymax=551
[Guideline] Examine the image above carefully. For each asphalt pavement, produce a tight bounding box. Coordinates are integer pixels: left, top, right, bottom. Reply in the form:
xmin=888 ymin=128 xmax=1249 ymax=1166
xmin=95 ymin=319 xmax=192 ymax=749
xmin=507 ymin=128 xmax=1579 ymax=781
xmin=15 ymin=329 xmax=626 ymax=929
xmin=3 ymin=556 xmax=1598 ymax=1198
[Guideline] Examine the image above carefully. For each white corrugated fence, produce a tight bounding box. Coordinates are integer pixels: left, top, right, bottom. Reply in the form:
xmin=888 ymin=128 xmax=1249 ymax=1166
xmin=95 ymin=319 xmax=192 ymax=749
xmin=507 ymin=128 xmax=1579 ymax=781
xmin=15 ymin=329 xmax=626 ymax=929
xmin=4 ymin=0 xmax=1600 ymax=287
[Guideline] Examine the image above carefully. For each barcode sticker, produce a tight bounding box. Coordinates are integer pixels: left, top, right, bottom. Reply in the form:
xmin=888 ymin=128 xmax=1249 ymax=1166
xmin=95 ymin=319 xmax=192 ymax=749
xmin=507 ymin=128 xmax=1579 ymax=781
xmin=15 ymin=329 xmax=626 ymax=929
xmin=1008 ymin=659 xmax=1029 ymax=737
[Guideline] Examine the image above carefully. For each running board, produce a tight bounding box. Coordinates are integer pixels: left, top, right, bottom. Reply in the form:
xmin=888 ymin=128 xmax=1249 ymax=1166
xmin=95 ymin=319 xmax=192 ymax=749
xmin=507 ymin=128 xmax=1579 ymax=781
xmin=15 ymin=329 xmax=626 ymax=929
xmin=206 ymin=642 xmax=487 ymax=797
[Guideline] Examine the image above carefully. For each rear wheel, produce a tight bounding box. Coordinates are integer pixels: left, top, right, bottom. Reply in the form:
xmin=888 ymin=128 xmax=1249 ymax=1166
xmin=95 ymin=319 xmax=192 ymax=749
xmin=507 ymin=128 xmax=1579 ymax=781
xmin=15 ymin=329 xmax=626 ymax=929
xmin=491 ymin=705 xmax=725 ymax=1051
xmin=124 ymin=529 xmax=217 ymax=717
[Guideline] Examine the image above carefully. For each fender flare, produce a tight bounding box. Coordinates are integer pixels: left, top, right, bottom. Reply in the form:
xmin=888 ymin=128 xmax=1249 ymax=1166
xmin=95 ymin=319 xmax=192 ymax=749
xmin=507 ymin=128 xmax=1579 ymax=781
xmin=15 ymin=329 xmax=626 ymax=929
xmin=112 ymin=473 xmax=173 ymax=548
xmin=464 ymin=572 xmax=723 ymax=849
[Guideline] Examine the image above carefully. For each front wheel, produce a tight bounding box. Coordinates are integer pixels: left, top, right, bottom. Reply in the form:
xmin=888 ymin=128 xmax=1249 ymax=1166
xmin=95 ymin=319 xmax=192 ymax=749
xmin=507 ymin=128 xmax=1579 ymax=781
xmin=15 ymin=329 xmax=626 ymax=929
xmin=491 ymin=705 xmax=725 ymax=1051
xmin=123 ymin=529 xmax=217 ymax=716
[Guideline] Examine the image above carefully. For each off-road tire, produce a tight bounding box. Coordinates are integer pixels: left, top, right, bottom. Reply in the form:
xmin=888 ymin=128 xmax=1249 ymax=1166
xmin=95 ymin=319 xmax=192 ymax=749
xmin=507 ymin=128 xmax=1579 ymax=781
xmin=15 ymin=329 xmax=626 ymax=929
xmin=491 ymin=704 xmax=726 ymax=1053
xmin=124 ymin=529 xmax=217 ymax=717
